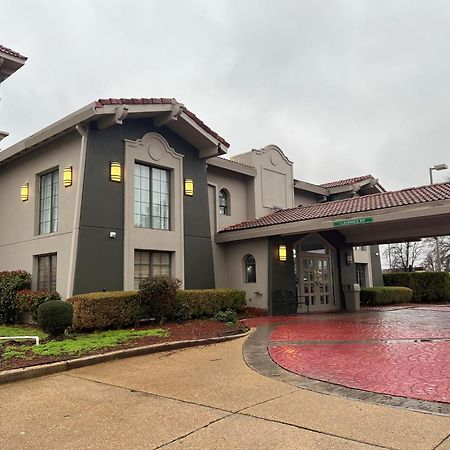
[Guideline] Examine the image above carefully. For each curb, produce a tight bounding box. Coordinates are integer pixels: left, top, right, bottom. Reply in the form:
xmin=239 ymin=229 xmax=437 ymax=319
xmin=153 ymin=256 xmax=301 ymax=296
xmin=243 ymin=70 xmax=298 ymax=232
xmin=0 ymin=330 xmax=250 ymax=385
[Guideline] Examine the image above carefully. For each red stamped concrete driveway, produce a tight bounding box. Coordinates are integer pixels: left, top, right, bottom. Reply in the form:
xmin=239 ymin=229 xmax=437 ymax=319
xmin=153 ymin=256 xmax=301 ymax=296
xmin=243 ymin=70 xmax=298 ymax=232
xmin=244 ymin=305 xmax=450 ymax=404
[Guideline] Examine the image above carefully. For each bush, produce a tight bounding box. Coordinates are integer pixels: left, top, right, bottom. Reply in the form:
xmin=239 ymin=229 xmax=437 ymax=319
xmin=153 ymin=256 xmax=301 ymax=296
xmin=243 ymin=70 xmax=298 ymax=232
xmin=16 ymin=290 xmax=61 ymax=322
xmin=139 ymin=276 xmax=182 ymax=323
xmin=176 ymin=289 xmax=246 ymax=319
xmin=0 ymin=270 xmax=32 ymax=323
xmin=384 ymin=272 xmax=450 ymax=302
xmin=361 ymin=287 xmax=413 ymax=306
xmin=67 ymin=291 xmax=144 ymax=331
xmin=214 ymin=309 xmax=238 ymax=324
xmin=37 ymin=300 xmax=73 ymax=338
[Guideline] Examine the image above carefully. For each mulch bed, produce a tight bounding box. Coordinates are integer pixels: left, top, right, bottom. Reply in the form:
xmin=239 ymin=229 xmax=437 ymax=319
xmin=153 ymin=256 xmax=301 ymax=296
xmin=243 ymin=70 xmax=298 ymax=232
xmin=0 ymin=320 xmax=247 ymax=372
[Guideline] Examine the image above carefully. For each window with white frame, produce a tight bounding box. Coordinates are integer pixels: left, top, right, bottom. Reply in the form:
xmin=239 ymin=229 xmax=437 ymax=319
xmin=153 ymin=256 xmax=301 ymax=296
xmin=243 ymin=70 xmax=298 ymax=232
xmin=244 ymin=255 xmax=256 ymax=283
xmin=37 ymin=253 xmax=57 ymax=292
xmin=219 ymin=189 xmax=230 ymax=215
xmin=134 ymin=163 xmax=170 ymax=230
xmin=134 ymin=250 xmax=171 ymax=289
xmin=39 ymin=169 xmax=59 ymax=234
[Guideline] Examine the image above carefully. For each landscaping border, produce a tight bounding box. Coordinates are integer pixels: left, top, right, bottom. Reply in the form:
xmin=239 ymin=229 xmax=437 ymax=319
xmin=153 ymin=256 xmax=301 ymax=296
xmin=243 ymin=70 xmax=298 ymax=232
xmin=0 ymin=329 xmax=250 ymax=385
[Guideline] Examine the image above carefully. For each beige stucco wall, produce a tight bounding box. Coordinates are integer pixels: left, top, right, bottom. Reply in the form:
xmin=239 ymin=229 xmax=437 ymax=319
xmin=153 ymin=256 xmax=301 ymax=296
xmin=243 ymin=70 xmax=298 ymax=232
xmin=0 ymin=131 xmax=82 ymax=298
xmin=232 ymin=146 xmax=294 ymax=219
xmin=206 ymin=166 xmax=250 ymax=231
xmin=294 ymin=189 xmax=321 ymax=207
xmin=123 ymin=132 xmax=185 ymax=290
xmin=224 ymin=238 xmax=269 ymax=310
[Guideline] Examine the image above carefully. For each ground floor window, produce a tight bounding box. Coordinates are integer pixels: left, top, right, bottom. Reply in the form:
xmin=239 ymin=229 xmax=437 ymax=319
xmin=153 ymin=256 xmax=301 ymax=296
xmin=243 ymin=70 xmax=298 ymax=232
xmin=355 ymin=263 xmax=366 ymax=288
xmin=37 ymin=253 xmax=57 ymax=291
xmin=134 ymin=250 xmax=171 ymax=289
xmin=244 ymin=255 xmax=256 ymax=283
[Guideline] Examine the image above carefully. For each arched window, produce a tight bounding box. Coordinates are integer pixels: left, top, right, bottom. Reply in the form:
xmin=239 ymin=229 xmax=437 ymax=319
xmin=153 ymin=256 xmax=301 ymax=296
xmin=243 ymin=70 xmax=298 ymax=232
xmin=219 ymin=189 xmax=230 ymax=215
xmin=244 ymin=255 xmax=256 ymax=283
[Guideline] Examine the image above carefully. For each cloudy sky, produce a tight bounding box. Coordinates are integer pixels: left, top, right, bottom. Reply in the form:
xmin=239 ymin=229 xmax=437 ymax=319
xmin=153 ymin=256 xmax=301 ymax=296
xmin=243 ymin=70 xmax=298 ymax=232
xmin=1 ymin=0 xmax=450 ymax=190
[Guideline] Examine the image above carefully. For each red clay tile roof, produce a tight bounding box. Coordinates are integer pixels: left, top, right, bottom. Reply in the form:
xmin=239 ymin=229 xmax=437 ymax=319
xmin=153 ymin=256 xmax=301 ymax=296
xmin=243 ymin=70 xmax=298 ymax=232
xmin=0 ymin=45 xmax=27 ymax=60
xmin=320 ymin=175 xmax=373 ymax=188
xmin=220 ymin=182 xmax=450 ymax=233
xmin=96 ymin=98 xmax=230 ymax=147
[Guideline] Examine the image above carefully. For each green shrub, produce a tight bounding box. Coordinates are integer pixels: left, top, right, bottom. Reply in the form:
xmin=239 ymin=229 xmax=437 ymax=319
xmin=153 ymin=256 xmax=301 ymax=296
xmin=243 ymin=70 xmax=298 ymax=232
xmin=67 ymin=291 xmax=144 ymax=331
xmin=383 ymin=272 xmax=450 ymax=302
xmin=37 ymin=300 xmax=73 ymax=338
xmin=361 ymin=287 xmax=413 ymax=306
xmin=214 ymin=309 xmax=238 ymax=324
xmin=16 ymin=290 xmax=61 ymax=322
xmin=176 ymin=289 xmax=246 ymax=319
xmin=0 ymin=270 xmax=32 ymax=323
xmin=139 ymin=276 xmax=182 ymax=323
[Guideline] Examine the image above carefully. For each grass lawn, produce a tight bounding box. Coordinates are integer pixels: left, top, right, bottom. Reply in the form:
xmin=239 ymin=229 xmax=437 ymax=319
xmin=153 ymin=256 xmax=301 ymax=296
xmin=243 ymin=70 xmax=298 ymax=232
xmin=0 ymin=326 xmax=168 ymax=363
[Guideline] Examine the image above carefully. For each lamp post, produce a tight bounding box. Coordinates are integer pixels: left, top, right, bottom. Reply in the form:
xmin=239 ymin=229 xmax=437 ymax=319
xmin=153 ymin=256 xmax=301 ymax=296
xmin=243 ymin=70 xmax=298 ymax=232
xmin=429 ymin=163 xmax=448 ymax=271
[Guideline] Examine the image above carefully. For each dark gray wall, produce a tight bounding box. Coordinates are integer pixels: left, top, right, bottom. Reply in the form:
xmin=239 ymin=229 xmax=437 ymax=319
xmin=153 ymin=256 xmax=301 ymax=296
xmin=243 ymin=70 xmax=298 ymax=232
xmin=268 ymin=236 xmax=297 ymax=315
xmin=370 ymin=245 xmax=384 ymax=286
xmin=73 ymin=119 xmax=215 ymax=294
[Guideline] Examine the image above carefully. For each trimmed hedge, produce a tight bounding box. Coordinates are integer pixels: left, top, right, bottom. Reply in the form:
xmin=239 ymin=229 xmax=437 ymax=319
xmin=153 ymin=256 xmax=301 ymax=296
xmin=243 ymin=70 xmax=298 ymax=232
xmin=383 ymin=272 xmax=450 ymax=302
xmin=176 ymin=289 xmax=246 ymax=319
xmin=67 ymin=291 xmax=143 ymax=331
xmin=67 ymin=288 xmax=246 ymax=331
xmin=0 ymin=270 xmax=32 ymax=323
xmin=16 ymin=290 xmax=61 ymax=322
xmin=37 ymin=300 xmax=73 ymax=338
xmin=361 ymin=287 xmax=413 ymax=306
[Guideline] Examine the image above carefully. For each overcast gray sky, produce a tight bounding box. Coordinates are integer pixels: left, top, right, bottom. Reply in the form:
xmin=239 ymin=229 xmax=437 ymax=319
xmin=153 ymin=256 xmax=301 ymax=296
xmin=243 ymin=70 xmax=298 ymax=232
xmin=1 ymin=0 xmax=449 ymax=190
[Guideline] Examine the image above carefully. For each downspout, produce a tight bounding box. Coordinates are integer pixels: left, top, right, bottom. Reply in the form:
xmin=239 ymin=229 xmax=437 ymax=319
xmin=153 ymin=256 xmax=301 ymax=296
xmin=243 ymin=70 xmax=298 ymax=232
xmin=66 ymin=124 xmax=88 ymax=297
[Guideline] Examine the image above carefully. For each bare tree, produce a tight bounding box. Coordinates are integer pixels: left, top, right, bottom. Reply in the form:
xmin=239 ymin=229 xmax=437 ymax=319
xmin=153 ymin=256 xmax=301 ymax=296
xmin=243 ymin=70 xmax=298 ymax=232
xmin=383 ymin=241 xmax=424 ymax=271
xmin=422 ymin=237 xmax=450 ymax=272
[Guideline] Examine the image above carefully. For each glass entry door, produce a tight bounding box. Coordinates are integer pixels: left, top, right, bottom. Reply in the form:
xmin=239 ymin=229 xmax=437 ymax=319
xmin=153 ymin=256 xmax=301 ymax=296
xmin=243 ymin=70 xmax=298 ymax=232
xmin=296 ymin=235 xmax=337 ymax=313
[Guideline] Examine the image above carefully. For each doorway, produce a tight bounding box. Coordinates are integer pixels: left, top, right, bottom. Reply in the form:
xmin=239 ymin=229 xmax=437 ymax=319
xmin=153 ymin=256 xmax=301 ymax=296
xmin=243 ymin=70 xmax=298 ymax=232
xmin=295 ymin=234 xmax=340 ymax=312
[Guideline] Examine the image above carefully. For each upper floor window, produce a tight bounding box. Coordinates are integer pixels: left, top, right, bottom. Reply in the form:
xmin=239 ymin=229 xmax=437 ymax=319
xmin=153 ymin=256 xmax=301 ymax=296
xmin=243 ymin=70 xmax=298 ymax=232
xmin=39 ymin=169 xmax=59 ymax=234
xmin=244 ymin=254 xmax=256 ymax=283
xmin=134 ymin=163 xmax=170 ymax=230
xmin=219 ymin=189 xmax=230 ymax=215
xmin=37 ymin=253 xmax=57 ymax=291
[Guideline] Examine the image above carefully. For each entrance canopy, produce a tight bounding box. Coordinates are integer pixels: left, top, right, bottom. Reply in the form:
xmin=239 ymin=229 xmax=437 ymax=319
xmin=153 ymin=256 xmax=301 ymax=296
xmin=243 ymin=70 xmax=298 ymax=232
xmin=217 ymin=182 xmax=450 ymax=246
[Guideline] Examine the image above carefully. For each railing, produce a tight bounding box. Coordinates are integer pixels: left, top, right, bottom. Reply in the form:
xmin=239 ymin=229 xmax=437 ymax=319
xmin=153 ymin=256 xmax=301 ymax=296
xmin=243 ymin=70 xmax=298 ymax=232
xmin=0 ymin=336 xmax=40 ymax=345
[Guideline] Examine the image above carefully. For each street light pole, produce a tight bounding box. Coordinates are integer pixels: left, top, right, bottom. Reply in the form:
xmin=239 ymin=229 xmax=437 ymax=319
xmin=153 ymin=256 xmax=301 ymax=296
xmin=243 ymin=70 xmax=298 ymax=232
xmin=429 ymin=163 xmax=448 ymax=272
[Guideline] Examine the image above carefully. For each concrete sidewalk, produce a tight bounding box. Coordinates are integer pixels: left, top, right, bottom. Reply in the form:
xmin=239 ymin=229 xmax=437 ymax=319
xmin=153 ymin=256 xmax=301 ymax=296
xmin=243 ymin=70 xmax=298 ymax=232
xmin=1 ymin=337 xmax=449 ymax=449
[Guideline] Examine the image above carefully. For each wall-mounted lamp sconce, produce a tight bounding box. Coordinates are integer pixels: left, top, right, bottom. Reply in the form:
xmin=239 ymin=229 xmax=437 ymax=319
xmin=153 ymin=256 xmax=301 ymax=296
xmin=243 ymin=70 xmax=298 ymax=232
xmin=109 ymin=231 xmax=117 ymax=239
xmin=184 ymin=178 xmax=194 ymax=196
xmin=110 ymin=162 xmax=122 ymax=182
xmin=346 ymin=252 xmax=354 ymax=265
xmin=20 ymin=183 xmax=29 ymax=201
xmin=278 ymin=244 xmax=287 ymax=262
xmin=63 ymin=166 xmax=72 ymax=187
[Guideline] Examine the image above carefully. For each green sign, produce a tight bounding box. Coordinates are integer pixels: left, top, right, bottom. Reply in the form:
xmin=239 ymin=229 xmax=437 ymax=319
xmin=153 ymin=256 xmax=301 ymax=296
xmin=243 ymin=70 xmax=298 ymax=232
xmin=333 ymin=216 xmax=374 ymax=227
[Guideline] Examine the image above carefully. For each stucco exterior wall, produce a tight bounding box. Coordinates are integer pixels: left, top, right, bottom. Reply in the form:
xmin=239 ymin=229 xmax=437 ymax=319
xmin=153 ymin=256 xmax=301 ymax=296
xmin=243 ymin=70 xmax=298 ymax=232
xmin=0 ymin=131 xmax=82 ymax=298
xmin=206 ymin=166 xmax=250 ymax=231
xmin=225 ymin=238 xmax=269 ymax=309
xmin=123 ymin=133 xmax=184 ymax=290
xmin=232 ymin=146 xmax=294 ymax=219
xmin=294 ymin=189 xmax=321 ymax=207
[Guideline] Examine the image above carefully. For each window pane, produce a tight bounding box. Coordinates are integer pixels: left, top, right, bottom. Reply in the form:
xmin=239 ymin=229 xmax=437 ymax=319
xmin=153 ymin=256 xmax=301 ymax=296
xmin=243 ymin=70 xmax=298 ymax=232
xmin=39 ymin=170 xmax=59 ymax=235
xmin=37 ymin=254 xmax=57 ymax=291
xmin=244 ymin=255 xmax=256 ymax=283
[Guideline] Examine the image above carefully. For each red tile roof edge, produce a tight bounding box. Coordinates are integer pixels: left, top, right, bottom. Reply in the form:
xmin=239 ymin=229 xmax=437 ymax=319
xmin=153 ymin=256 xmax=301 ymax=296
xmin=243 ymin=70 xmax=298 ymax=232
xmin=319 ymin=174 xmax=373 ymax=188
xmin=219 ymin=181 xmax=450 ymax=233
xmin=95 ymin=98 xmax=230 ymax=147
xmin=0 ymin=45 xmax=27 ymax=60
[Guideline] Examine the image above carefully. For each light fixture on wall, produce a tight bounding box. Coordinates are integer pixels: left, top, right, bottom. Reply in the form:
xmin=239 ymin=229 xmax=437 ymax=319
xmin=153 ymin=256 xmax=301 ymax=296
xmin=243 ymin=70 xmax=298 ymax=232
xmin=20 ymin=183 xmax=29 ymax=201
xmin=110 ymin=162 xmax=122 ymax=182
xmin=184 ymin=178 xmax=194 ymax=196
xmin=63 ymin=166 xmax=72 ymax=187
xmin=278 ymin=244 xmax=287 ymax=261
xmin=346 ymin=251 xmax=354 ymax=265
